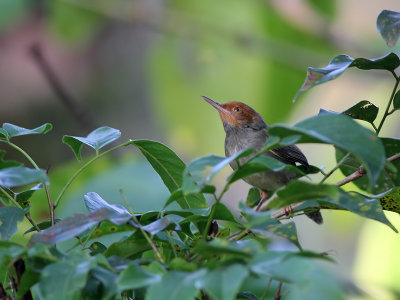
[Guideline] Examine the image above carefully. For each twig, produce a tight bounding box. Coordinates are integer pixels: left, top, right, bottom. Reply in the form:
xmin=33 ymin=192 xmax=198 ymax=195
xmin=271 ymin=153 xmax=400 ymax=219
xmin=274 ymin=282 xmax=282 ymax=300
xmin=28 ymin=42 xmax=96 ymax=130
xmin=260 ymin=278 xmax=273 ymax=300
xmin=377 ymin=71 xmax=400 ymax=134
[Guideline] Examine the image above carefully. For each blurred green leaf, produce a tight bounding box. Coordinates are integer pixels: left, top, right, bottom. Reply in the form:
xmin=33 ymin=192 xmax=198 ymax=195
xmin=182 ymin=149 xmax=253 ymax=194
xmin=169 ymin=257 xmax=197 ymax=272
xmin=393 ymin=90 xmax=400 ymax=110
xmin=63 ymin=127 xmax=121 ymax=160
xmin=116 ymin=262 xmax=161 ymax=290
xmin=246 ymin=187 xmax=260 ymax=208
xmin=377 ymin=10 xmax=400 ymax=47
xmin=38 ymin=260 xmax=91 ymax=300
xmin=196 ymin=265 xmax=249 ymax=300
xmin=194 ymin=238 xmax=253 ymax=258
xmin=145 ymin=270 xmax=206 ymax=300
xmin=0 ymin=151 xmax=21 ymax=169
xmin=0 ymin=123 xmax=52 ymax=140
xmin=343 ymin=100 xmax=379 ymax=124
xmin=0 ymin=207 xmax=24 ymax=240
xmin=335 ymin=138 xmax=400 ymax=193
xmin=105 ymin=232 xmax=150 ymax=258
xmin=269 ymin=113 xmax=385 ymax=185
xmin=0 ymin=166 xmax=49 ymax=188
xmin=24 ymin=218 xmax=62 ymax=234
xmin=29 ymin=208 xmax=132 ymax=246
xmin=16 ymin=268 xmax=40 ymax=300
xmin=90 ymin=266 xmax=118 ymax=299
xmin=307 ymin=0 xmax=336 ymax=19
xmin=88 ymin=242 xmax=107 ymax=256
xmin=295 ymin=53 xmax=400 ymax=101
xmin=131 ymin=140 xmax=207 ymax=209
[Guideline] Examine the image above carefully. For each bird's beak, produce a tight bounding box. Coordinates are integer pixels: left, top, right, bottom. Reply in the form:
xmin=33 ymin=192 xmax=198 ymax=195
xmin=201 ymin=96 xmax=230 ymax=118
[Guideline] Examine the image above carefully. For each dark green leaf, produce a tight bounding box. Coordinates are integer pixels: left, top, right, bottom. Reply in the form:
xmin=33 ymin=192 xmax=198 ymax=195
xmin=0 ymin=151 xmax=21 ymax=169
xmin=89 ymin=242 xmax=107 ymax=255
xmin=0 ymin=123 xmax=52 ymax=140
xmin=91 ymin=266 xmax=118 ymax=299
xmin=169 ymin=257 xmax=197 ymax=272
xmin=63 ymin=126 xmax=121 ymax=160
xmin=16 ymin=268 xmax=40 ymax=299
xmin=105 ymin=232 xmax=150 ymax=258
xmin=29 ymin=208 xmax=132 ymax=246
xmin=378 ymin=187 xmax=400 ymax=213
xmin=0 ymin=207 xmax=24 ymax=240
xmin=246 ymin=187 xmax=261 ymax=208
xmin=393 ymin=90 xmax=400 ymax=110
xmin=335 ymin=138 xmax=400 ymax=193
xmin=131 ymin=140 xmax=207 ymax=209
xmin=182 ymin=149 xmax=253 ymax=194
xmin=342 ymin=100 xmax=379 ymax=124
xmin=254 ymin=221 xmax=301 ymax=249
xmin=0 ymin=166 xmax=49 ymax=187
xmin=24 ymin=218 xmax=62 ymax=234
xmin=269 ymin=113 xmax=385 ymax=185
xmin=116 ymin=262 xmax=161 ymax=290
xmin=269 ymin=181 xmax=339 ymax=209
xmin=196 ymin=265 xmax=249 ymax=300
xmin=38 ymin=260 xmax=91 ymax=300
xmin=294 ymin=53 xmax=400 ymax=101
xmin=145 ymin=270 xmax=206 ymax=300
xmin=377 ymin=10 xmax=400 ymax=47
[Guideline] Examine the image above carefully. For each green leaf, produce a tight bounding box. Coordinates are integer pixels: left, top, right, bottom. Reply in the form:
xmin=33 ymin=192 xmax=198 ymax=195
xmin=84 ymin=192 xmax=130 ymax=215
xmin=145 ymin=270 xmax=206 ymax=300
xmin=195 ymin=265 xmax=249 ymax=300
xmin=335 ymin=138 xmax=400 ymax=193
xmin=193 ymin=238 xmax=254 ymax=258
xmin=63 ymin=126 xmax=121 ymax=160
xmin=141 ymin=216 xmax=178 ymax=235
xmin=342 ymin=100 xmax=379 ymax=124
xmin=38 ymin=260 xmax=91 ymax=300
xmin=0 ymin=166 xmax=49 ymax=187
xmin=105 ymin=232 xmax=150 ymax=258
xmin=379 ymin=187 xmax=400 ymax=213
xmin=377 ymin=10 xmax=400 ymax=47
xmin=131 ymin=140 xmax=207 ymax=209
xmin=182 ymin=149 xmax=253 ymax=194
xmin=89 ymin=242 xmax=107 ymax=255
xmin=294 ymin=53 xmax=400 ymax=101
xmin=0 ymin=123 xmax=52 ymax=140
xmin=269 ymin=181 xmax=339 ymax=209
xmin=24 ymin=218 xmax=62 ymax=234
xmin=29 ymin=208 xmax=132 ymax=246
xmin=0 ymin=207 xmax=24 ymax=240
xmin=116 ymin=262 xmax=161 ymax=290
xmin=246 ymin=187 xmax=261 ymax=208
xmin=0 ymin=151 xmax=21 ymax=169
xmin=393 ymin=90 xmax=400 ymax=111
xmin=269 ymin=113 xmax=385 ymax=185
xmin=307 ymin=0 xmax=336 ymax=19
xmin=16 ymin=268 xmax=40 ymax=299
xmin=90 ymin=266 xmax=118 ymax=299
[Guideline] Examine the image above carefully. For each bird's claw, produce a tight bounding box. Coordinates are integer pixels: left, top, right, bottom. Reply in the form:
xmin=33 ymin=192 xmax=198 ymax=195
xmin=283 ymin=205 xmax=292 ymax=216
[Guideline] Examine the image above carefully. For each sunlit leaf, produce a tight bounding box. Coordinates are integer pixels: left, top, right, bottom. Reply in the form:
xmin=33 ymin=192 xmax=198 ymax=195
xmin=377 ymin=10 xmax=400 ymax=47
xmin=0 ymin=123 xmax=52 ymax=140
xmin=0 ymin=166 xmax=49 ymax=187
xmin=131 ymin=140 xmax=207 ymax=209
xmin=63 ymin=126 xmax=121 ymax=160
xmin=294 ymin=53 xmax=400 ymax=101
xmin=269 ymin=113 xmax=385 ymax=185
xmin=0 ymin=207 xmax=24 ymax=240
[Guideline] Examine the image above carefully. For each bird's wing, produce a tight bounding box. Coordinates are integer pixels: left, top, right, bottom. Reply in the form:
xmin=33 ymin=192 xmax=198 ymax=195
xmin=268 ymin=145 xmax=309 ymax=168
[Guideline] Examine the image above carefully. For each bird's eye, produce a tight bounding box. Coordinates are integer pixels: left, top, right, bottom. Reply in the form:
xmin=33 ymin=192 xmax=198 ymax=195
xmin=233 ymin=107 xmax=240 ymax=112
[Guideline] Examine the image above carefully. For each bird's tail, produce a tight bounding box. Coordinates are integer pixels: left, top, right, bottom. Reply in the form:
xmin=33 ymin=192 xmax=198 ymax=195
xmin=306 ymin=209 xmax=323 ymax=224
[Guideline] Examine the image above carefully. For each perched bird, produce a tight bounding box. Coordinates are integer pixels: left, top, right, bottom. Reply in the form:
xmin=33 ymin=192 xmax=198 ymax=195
xmin=202 ymin=96 xmax=322 ymax=224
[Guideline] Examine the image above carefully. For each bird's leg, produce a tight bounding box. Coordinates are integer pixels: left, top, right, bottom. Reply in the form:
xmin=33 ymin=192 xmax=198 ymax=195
xmin=283 ymin=205 xmax=293 ymax=216
xmin=255 ymin=190 xmax=268 ymax=211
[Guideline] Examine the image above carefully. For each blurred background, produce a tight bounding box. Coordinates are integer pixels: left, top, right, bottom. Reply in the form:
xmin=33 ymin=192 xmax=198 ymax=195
xmin=1 ymin=0 xmax=400 ymax=299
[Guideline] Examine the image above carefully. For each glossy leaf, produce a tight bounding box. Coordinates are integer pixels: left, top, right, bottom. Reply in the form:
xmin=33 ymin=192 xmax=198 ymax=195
xmin=38 ymin=260 xmax=91 ymax=300
xmin=0 ymin=166 xmax=49 ymax=187
xmin=0 ymin=123 xmax=52 ymax=140
xmin=63 ymin=126 xmax=121 ymax=160
xmin=0 ymin=207 xmax=24 ymax=240
xmin=182 ymin=149 xmax=253 ymax=194
xmin=131 ymin=140 xmax=207 ymax=209
xmin=335 ymin=138 xmax=400 ymax=193
xmin=393 ymin=90 xmax=400 ymax=110
xmin=294 ymin=53 xmax=400 ymax=101
xmin=116 ymin=262 xmax=161 ymax=290
xmin=269 ymin=113 xmax=385 ymax=185
xmin=342 ymin=100 xmax=379 ymax=124
xmin=377 ymin=10 xmax=400 ymax=47
xmin=195 ymin=265 xmax=249 ymax=300
xmin=29 ymin=208 xmax=132 ymax=246
xmin=145 ymin=270 xmax=206 ymax=300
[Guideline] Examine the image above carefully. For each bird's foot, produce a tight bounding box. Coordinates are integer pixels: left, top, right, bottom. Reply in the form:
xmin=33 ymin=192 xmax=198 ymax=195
xmin=283 ymin=205 xmax=292 ymax=216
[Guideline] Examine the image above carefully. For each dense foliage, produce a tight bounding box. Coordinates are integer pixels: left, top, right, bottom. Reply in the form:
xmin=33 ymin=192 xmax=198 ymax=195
xmin=1 ymin=9 xmax=400 ymax=300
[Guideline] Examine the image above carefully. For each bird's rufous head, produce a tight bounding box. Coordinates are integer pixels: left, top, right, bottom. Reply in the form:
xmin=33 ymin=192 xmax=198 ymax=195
xmin=201 ymin=96 xmax=264 ymax=127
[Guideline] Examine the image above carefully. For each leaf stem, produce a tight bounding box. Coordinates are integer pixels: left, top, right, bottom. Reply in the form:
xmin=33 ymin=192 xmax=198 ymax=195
xmin=7 ymin=142 xmax=40 ymax=169
xmin=319 ymin=152 xmax=351 ymax=184
xmin=377 ymin=72 xmax=400 ymax=134
xmin=54 ymin=140 xmax=133 ymax=208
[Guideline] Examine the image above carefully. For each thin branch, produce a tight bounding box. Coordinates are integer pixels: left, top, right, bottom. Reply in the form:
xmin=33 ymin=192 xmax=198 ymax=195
xmin=28 ymin=42 xmax=97 ymax=130
xmin=319 ymin=152 xmax=351 ymax=184
xmin=271 ymin=153 xmax=400 ymax=219
xmin=377 ymin=72 xmax=400 ymax=134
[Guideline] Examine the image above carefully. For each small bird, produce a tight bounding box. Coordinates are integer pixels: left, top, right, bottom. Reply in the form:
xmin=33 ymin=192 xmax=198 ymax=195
xmin=202 ymin=96 xmax=322 ymax=224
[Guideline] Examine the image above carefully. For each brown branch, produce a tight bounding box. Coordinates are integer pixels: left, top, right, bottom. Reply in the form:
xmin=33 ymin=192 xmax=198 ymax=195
xmin=28 ymin=42 xmax=97 ymax=130
xmin=271 ymin=153 xmax=400 ymax=219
